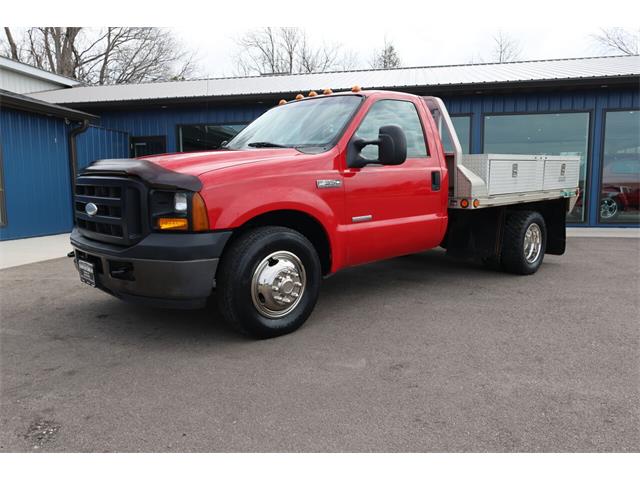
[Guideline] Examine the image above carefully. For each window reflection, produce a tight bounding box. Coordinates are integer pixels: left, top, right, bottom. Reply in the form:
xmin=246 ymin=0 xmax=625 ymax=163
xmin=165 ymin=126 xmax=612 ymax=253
xmin=355 ymin=100 xmax=428 ymax=160
xmin=441 ymin=115 xmax=471 ymax=154
xmin=179 ymin=124 xmax=247 ymax=152
xmin=483 ymin=113 xmax=590 ymax=222
xmin=599 ymin=110 xmax=640 ymax=224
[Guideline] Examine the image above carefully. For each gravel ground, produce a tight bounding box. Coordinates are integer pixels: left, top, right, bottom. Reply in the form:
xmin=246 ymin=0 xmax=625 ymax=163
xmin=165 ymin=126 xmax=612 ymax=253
xmin=0 ymin=238 xmax=638 ymax=452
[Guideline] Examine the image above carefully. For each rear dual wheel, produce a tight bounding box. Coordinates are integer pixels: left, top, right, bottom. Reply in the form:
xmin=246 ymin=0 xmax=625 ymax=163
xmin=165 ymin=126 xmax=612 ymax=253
xmin=216 ymin=226 xmax=322 ymax=338
xmin=500 ymin=210 xmax=546 ymax=275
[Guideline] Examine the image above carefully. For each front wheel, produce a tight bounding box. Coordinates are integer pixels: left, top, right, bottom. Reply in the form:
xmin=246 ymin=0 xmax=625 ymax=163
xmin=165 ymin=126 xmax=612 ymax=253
xmin=216 ymin=226 xmax=322 ymax=338
xmin=501 ymin=210 xmax=546 ymax=275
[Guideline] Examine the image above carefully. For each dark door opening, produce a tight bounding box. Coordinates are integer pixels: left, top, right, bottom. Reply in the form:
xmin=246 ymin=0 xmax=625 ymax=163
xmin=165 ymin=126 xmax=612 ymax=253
xmin=130 ymin=136 xmax=166 ymax=158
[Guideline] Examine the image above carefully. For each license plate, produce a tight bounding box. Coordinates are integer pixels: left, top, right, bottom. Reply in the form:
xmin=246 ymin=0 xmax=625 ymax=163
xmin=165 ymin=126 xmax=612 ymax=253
xmin=78 ymin=259 xmax=96 ymax=287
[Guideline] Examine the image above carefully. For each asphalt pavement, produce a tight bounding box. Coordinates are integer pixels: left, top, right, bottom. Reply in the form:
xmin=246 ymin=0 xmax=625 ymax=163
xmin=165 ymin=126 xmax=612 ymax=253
xmin=0 ymin=238 xmax=638 ymax=452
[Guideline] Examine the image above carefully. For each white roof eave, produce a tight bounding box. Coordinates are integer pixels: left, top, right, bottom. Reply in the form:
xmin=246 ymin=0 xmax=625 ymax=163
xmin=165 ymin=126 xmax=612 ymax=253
xmin=0 ymin=56 xmax=81 ymax=87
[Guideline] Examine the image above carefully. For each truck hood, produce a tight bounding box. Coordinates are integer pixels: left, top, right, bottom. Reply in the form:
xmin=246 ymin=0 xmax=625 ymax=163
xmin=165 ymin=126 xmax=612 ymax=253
xmin=82 ymin=149 xmax=303 ymax=191
xmin=143 ymin=148 xmax=302 ymax=177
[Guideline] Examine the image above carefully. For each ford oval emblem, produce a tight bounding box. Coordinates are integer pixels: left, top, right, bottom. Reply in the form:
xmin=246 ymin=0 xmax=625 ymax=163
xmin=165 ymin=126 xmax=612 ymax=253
xmin=85 ymin=202 xmax=98 ymax=216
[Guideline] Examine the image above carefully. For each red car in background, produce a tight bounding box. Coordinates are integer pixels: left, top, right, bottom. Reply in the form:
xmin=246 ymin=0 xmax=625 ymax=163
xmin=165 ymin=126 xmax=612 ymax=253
xmin=599 ymin=155 xmax=640 ymax=220
xmin=573 ymin=155 xmax=639 ymax=221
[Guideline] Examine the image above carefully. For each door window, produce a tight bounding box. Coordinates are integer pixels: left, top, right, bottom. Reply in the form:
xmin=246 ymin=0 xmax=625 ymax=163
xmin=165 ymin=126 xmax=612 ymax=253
xmin=355 ymin=100 xmax=428 ymax=161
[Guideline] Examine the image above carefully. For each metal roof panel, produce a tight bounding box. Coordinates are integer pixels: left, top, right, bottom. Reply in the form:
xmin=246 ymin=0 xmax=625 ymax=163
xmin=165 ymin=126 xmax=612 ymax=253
xmin=28 ymin=55 xmax=640 ymax=105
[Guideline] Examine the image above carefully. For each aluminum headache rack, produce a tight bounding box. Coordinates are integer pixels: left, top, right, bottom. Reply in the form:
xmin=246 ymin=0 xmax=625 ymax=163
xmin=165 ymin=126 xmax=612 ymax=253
xmin=423 ymin=96 xmax=580 ymax=212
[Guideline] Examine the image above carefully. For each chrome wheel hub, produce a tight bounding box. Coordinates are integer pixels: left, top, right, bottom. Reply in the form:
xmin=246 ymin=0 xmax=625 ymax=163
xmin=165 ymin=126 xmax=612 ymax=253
xmin=600 ymin=198 xmax=618 ymax=219
xmin=524 ymin=223 xmax=542 ymax=264
xmin=251 ymin=251 xmax=306 ymax=319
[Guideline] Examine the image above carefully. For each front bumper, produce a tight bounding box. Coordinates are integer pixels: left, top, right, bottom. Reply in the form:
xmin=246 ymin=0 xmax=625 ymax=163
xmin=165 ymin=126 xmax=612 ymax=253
xmin=71 ymin=228 xmax=232 ymax=309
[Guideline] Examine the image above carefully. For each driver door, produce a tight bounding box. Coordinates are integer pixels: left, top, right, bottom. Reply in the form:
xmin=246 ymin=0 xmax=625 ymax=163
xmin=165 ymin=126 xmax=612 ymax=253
xmin=342 ymin=99 xmax=446 ymax=266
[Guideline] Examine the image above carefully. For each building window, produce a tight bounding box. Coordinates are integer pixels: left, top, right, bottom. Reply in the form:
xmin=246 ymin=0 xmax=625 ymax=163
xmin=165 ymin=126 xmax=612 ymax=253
xmin=130 ymin=136 xmax=166 ymax=158
xmin=483 ymin=112 xmax=590 ymax=223
xmin=178 ymin=124 xmax=247 ymax=152
xmin=0 ymin=148 xmax=5 ymax=227
xmin=441 ymin=115 xmax=471 ymax=154
xmin=599 ymin=110 xmax=640 ymax=224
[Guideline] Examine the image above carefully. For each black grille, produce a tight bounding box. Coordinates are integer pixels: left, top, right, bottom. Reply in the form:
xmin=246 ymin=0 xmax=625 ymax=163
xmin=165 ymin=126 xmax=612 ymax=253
xmin=74 ymin=176 xmax=146 ymax=246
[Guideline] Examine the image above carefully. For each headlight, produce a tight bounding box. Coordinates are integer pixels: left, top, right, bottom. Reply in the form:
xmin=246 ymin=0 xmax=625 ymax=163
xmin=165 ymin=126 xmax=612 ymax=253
xmin=174 ymin=192 xmax=188 ymax=212
xmin=150 ymin=190 xmax=209 ymax=232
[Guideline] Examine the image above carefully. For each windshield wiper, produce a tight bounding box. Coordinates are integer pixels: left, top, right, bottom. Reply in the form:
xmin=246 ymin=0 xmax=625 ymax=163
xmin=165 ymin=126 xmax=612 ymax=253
xmin=247 ymin=141 xmax=288 ymax=148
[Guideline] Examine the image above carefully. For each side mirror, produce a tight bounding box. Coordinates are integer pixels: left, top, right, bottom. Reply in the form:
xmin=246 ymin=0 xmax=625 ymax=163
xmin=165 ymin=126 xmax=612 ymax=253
xmin=377 ymin=125 xmax=407 ymax=165
xmin=348 ymin=125 xmax=407 ymax=168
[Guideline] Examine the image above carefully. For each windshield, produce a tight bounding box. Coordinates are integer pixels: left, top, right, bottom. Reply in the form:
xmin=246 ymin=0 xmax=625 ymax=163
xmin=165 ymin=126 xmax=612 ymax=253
xmin=227 ymin=95 xmax=362 ymax=152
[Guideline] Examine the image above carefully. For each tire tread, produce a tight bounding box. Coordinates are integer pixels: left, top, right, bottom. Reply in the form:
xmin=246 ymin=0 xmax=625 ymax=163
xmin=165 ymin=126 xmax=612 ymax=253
xmin=216 ymin=226 xmax=320 ymax=337
xmin=501 ymin=210 xmax=546 ymax=275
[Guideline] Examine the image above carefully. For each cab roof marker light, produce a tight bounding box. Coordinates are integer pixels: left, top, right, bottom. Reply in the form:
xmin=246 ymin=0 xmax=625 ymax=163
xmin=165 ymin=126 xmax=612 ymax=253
xmin=295 ymin=93 xmax=304 ymax=100
xmin=278 ymin=99 xmax=287 ymax=105
xmin=323 ymin=88 xmax=333 ymax=95
xmin=351 ymin=85 xmax=362 ymax=92
xmin=308 ymin=91 xmax=317 ymax=97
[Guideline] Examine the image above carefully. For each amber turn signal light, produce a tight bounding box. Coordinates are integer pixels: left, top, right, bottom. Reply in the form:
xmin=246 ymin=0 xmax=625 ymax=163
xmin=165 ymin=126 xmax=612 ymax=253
xmin=157 ymin=218 xmax=189 ymax=230
xmin=191 ymin=192 xmax=209 ymax=232
xmin=473 ymin=199 xmax=480 ymax=208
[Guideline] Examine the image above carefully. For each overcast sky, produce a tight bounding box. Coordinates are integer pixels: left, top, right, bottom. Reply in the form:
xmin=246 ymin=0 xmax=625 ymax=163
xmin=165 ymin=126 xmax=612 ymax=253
xmin=4 ymin=0 xmax=636 ymax=81
xmin=174 ymin=26 xmax=617 ymax=79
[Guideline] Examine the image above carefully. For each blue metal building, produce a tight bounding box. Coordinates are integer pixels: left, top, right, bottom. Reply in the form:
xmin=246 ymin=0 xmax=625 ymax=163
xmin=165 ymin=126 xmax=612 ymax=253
xmin=0 ymin=91 xmax=97 ymax=239
xmin=2 ymin=55 xmax=639 ymax=240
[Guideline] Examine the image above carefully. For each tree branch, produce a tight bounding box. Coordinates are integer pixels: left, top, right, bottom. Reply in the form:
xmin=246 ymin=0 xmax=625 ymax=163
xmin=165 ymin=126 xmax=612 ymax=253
xmin=3 ymin=28 xmax=19 ymax=59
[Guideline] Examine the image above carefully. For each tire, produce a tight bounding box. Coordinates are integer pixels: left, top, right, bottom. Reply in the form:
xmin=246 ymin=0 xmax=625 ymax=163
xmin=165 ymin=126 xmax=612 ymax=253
xmin=500 ymin=210 xmax=546 ymax=275
xmin=216 ymin=226 xmax=322 ymax=338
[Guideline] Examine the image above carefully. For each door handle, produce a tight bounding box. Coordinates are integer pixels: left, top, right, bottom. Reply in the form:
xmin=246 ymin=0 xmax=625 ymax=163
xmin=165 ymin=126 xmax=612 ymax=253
xmin=431 ymin=171 xmax=441 ymax=191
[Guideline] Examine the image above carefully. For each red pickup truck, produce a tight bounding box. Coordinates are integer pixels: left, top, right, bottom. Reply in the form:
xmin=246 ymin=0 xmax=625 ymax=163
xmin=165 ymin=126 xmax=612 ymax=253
xmin=71 ymin=89 xmax=579 ymax=337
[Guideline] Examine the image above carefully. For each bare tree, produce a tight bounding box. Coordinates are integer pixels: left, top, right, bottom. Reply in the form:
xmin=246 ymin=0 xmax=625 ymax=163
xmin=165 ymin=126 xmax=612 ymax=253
xmin=492 ymin=31 xmax=521 ymax=63
xmin=3 ymin=27 xmax=20 ymax=60
xmin=1 ymin=27 xmax=196 ymax=84
xmin=279 ymin=27 xmax=302 ymax=74
xmin=236 ymin=27 xmax=281 ymax=75
xmin=339 ymin=50 xmax=361 ymax=71
xmin=234 ymin=27 xmax=345 ymax=75
xmin=593 ymin=27 xmax=639 ymax=55
xmin=369 ymin=39 xmax=401 ymax=69
xmin=299 ymin=36 xmax=340 ymax=73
